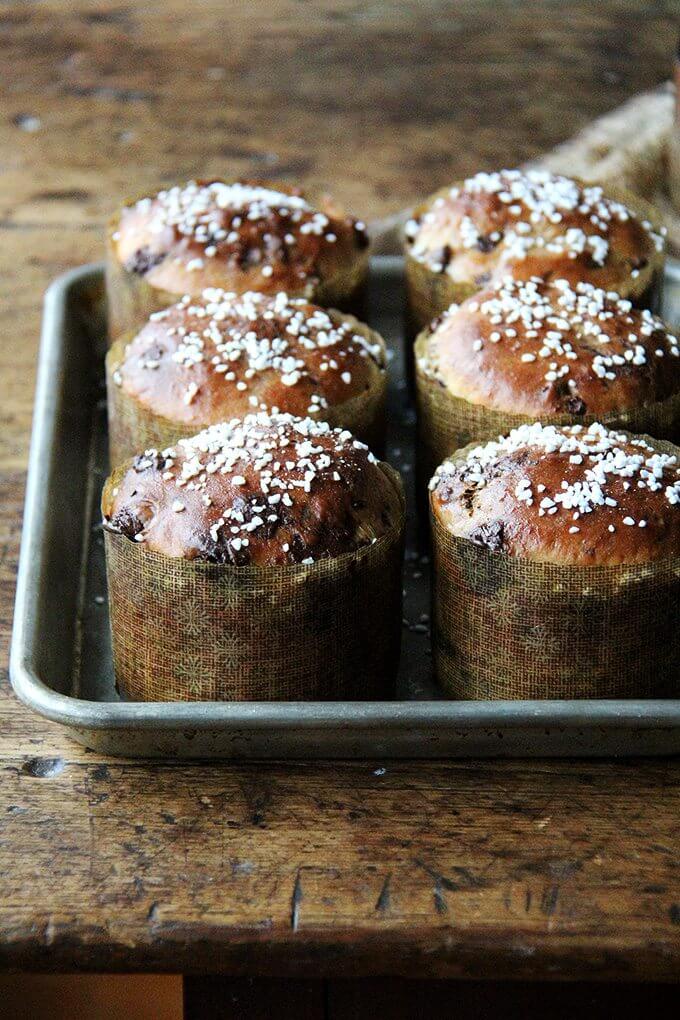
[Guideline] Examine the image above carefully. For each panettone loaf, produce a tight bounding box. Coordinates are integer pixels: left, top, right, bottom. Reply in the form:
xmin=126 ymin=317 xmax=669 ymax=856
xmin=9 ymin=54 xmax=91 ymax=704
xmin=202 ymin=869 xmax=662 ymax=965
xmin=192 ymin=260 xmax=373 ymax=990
xmin=102 ymin=413 xmax=405 ymax=701
xmin=429 ymin=422 xmax=680 ymax=699
xmin=107 ymin=289 xmax=387 ymax=465
xmin=406 ymin=169 xmax=665 ymax=332
xmin=107 ymin=179 xmax=369 ymax=338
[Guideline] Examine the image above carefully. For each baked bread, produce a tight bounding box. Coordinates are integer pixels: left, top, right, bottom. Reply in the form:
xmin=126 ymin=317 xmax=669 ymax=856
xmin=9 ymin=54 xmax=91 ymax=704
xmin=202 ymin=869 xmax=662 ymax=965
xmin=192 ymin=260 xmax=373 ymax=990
xmin=429 ymin=422 xmax=680 ymax=699
xmin=405 ymin=169 xmax=666 ymax=332
xmin=102 ymin=412 xmax=405 ymax=701
xmin=106 ymin=289 xmax=387 ymax=466
xmin=416 ymin=277 xmax=680 ymax=481
xmin=106 ymin=179 xmax=369 ymax=339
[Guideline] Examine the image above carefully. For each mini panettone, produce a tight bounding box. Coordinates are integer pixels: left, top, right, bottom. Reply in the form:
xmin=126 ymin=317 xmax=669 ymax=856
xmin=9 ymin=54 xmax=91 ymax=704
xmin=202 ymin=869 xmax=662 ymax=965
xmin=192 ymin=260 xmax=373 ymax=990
xmin=429 ymin=422 xmax=680 ymax=700
xmin=102 ymin=412 xmax=405 ymax=702
xmin=416 ymin=277 xmax=680 ymax=481
xmin=106 ymin=178 xmax=369 ymax=339
xmin=405 ymin=169 xmax=666 ymax=332
xmin=106 ymin=289 xmax=388 ymax=466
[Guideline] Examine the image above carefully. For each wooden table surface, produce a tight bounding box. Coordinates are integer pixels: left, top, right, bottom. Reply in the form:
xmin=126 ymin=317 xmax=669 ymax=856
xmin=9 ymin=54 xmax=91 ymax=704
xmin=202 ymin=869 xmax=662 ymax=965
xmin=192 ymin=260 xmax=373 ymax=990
xmin=1 ymin=0 xmax=680 ymax=988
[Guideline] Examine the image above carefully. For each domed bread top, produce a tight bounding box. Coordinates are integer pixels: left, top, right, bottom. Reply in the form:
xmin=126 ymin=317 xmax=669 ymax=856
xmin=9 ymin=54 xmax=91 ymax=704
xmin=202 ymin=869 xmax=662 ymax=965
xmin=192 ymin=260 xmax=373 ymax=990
xmin=430 ymin=422 xmax=680 ymax=565
xmin=406 ymin=169 xmax=665 ymax=297
xmin=111 ymin=179 xmax=368 ymax=297
xmin=111 ymin=289 xmax=386 ymax=425
xmin=102 ymin=412 xmax=403 ymax=566
xmin=419 ymin=277 xmax=680 ymax=417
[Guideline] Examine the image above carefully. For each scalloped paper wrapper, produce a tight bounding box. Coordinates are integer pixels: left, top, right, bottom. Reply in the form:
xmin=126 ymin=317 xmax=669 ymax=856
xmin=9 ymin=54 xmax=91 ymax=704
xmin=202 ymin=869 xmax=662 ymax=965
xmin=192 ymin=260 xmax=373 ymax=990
xmin=431 ymin=510 xmax=680 ymax=700
xmin=106 ymin=333 xmax=387 ymax=467
xmin=405 ymin=252 xmax=480 ymax=338
xmin=104 ymin=470 xmax=405 ymax=702
xmin=105 ymin=215 xmax=369 ymax=344
xmin=415 ymin=331 xmax=680 ymax=486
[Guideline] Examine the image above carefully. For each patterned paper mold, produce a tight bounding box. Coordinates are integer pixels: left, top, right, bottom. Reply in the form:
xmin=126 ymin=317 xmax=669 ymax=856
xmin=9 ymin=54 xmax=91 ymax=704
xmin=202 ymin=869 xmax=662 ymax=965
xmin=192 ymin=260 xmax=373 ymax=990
xmin=429 ymin=423 xmax=680 ymax=700
xmin=106 ymin=289 xmax=388 ymax=466
xmin=106 ymin=179 xmax=369 ymax=341
xmin=415 ymin=277 xmax=680 ymax=484
xmin=405 ymin=169 xmax=666 ymax=334
xmin=102 ymin=412 xmax=405 ymax=702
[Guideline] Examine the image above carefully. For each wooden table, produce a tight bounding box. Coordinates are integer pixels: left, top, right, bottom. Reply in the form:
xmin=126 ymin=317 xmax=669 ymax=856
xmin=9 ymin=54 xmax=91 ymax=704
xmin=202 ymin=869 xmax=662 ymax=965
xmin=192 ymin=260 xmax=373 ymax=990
xmin=1 ymin=2 xmax=679 ymax=1015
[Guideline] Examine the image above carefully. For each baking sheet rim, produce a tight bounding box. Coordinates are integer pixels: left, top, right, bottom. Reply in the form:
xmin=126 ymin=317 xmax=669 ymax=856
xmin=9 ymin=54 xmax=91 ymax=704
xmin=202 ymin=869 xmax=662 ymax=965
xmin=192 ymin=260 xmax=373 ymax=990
xmin=9 ymin=256 xmax=680 ymax=743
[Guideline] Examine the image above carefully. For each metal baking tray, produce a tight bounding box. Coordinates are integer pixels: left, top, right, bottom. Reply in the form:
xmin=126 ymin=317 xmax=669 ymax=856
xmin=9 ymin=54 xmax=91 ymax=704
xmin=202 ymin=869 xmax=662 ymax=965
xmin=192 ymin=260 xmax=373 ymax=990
xmin=10 ymin=256 xmax=680 ymax=757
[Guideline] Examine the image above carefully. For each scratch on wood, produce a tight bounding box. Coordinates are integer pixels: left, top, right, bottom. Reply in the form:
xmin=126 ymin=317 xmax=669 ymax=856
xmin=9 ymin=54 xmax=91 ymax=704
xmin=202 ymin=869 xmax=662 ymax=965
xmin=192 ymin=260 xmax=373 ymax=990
xmin=32 ymin=189 xmax=91 ymax=203
xmin=450 ymin=865 xmax=486 ymax=889
xmin=21 ymin=757 xmax=64 ymax=778
xmin=375 ymin=873 xmax=391 ymax=914
xmin=548 ymin=859 xmax=582 ymax=879
xmin=63 ymin=84 xmax=155 ymax=103
xmin=230 ymin=859 xmax=255 ymax=876
xmin=290 ymin=870 xmax=303 ymax=932
xmin=433 ymin=878 xmax=448 ymax=915
xmin=414 ymin=857 xmax=485 ymax=892
xmin=541 ymin=885 xmax=560 ymax=917
xmin=80 ymin=9 xmax=135 ymax=27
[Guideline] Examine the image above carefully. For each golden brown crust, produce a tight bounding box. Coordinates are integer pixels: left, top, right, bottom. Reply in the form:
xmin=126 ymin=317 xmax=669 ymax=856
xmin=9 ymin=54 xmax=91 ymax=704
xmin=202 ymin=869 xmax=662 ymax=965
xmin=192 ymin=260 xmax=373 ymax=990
xmin=421 ymin=278 xmax=680 ymax=418
xmin=405 ymin=170 xmax=666 ymax=329
xmin=430 ymin=423 xmax=680 ymax=565
xmin=102 ymin=412 xmax=403 ymax=566
xmin=108 ymin=291 xmax=386 ymax=449
xmin=110 ymin=178 xmax=368 ymax=305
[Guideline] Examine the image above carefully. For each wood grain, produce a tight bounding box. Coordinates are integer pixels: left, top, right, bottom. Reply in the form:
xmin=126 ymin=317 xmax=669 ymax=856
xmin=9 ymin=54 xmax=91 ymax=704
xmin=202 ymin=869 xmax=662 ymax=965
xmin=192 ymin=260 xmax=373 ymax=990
xmin=1 ymin=0 xmax=679 ymax=980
